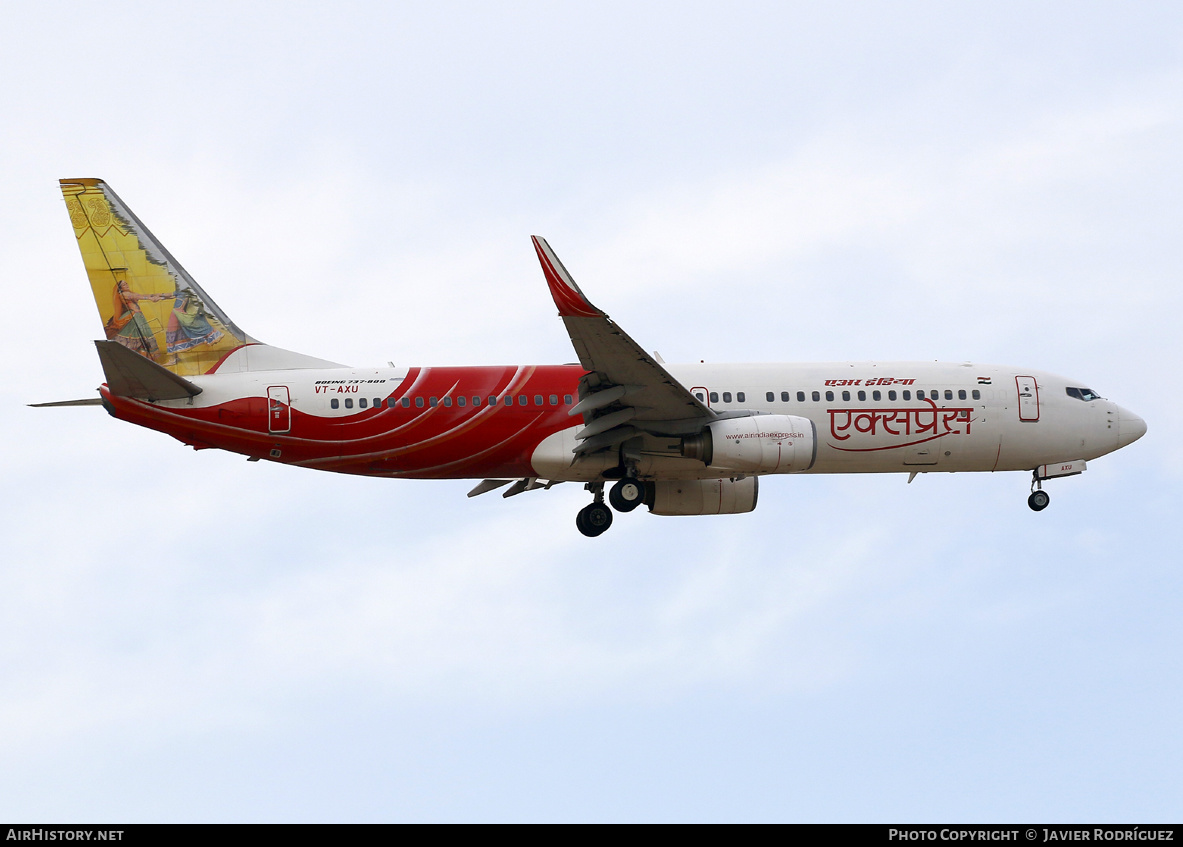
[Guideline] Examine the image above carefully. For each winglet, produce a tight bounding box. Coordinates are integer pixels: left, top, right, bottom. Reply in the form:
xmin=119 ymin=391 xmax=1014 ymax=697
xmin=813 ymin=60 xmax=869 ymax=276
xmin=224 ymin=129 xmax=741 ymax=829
xmin=531 ymin=236 xmax=601 ymax=318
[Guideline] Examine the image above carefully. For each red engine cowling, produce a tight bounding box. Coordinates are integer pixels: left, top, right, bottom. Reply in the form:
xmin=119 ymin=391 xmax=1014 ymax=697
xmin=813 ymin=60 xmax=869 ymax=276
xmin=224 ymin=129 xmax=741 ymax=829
xmin=646 ymin=477 xmax=759 ymax=516
xmin=681 ymin=415 xmax=816 ymax=473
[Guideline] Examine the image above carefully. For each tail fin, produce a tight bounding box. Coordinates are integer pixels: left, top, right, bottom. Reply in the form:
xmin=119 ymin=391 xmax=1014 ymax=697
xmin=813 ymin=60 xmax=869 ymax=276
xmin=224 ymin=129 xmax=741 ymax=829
xmin=60 ymin=178 xmax=255 ymax=377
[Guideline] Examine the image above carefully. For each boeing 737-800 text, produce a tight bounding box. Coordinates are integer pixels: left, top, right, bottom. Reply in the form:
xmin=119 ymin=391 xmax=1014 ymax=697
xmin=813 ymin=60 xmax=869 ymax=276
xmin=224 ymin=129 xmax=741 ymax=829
xmin=41 ymin=179 xmax=1146 ymax=536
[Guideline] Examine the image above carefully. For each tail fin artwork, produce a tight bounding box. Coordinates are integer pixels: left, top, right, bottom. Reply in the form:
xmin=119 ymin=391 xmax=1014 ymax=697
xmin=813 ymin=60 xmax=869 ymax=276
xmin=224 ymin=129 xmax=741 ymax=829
xmin=60 ymin=179 xmax=345 ymax=383
xmin=60 ymin=179 xmax=255 ymax=377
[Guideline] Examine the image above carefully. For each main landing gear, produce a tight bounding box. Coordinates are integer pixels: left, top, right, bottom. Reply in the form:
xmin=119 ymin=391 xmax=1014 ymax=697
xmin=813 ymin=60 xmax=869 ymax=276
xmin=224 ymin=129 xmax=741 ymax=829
xmin=608 ymin=477 xmax=645 ymax=512
xmin=575 ymin=477 xmax=646 ymax=537
xmin=576 ymin=499 xmax=613 ymax=537
xmin=1028 ymin=472 xmax=1050 ymax=512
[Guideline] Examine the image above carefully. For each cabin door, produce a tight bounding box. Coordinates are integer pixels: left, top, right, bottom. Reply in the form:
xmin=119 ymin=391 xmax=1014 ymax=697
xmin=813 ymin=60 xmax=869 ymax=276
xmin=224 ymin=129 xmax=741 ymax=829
xmin=1016 ymin=375 xmax=1040 ymax=422
xmin=267 ymin=385 xmax=291 ymax=433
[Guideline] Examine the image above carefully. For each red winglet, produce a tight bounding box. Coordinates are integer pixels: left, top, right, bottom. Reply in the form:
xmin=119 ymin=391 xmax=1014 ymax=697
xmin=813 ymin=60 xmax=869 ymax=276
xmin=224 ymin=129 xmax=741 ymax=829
xmin=532 ymin=236 xmax=600 ymax=318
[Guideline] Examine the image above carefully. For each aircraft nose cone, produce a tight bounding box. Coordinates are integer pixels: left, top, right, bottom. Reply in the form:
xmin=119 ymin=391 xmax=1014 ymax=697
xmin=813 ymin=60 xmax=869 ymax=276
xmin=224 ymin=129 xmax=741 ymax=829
xmin=1118 ymin=408 xmax=1147 ymax=448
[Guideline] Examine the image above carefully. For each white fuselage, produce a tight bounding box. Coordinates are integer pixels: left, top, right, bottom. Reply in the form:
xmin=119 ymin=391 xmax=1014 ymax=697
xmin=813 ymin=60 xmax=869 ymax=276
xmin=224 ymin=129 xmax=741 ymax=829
xmin=531 ymin=361 xmax=1144 ymax=481
xmin=138 ymin=357 xmax=1143 ymax=484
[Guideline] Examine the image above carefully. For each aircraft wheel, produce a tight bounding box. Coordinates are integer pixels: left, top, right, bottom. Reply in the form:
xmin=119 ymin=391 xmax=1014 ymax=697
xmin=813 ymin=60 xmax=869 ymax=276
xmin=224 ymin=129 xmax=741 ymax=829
xmin=1028 ymin=490 xmax=1050 ymax=512
xmin=609 ymin=478 xmax=645 ymax=512
xmin=576 ymin=502 xmax=613 ymax=537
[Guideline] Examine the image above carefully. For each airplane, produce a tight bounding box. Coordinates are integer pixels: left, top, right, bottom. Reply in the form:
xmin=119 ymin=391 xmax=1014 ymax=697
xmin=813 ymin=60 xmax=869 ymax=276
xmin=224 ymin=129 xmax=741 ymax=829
xmin=40 ymin=178 xmax=1147 ymax=537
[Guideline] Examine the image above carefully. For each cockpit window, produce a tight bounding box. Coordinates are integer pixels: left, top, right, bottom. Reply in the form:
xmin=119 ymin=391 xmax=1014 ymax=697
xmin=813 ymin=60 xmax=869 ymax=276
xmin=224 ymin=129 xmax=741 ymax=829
xmin=1066 ymin=387 xmax=1103 ymax=401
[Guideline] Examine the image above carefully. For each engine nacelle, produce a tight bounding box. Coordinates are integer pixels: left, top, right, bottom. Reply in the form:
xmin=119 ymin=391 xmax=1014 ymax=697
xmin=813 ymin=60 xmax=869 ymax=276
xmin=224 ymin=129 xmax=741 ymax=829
xmin=681 ymin=415 xmax=817 ymax=473
xmin=647 ymin=477 xmax=759 ymax=516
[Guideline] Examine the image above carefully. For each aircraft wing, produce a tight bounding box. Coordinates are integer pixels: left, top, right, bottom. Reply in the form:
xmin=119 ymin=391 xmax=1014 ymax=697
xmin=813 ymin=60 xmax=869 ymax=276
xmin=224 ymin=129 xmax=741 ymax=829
xmin=532 ymin=236 xmax=713 ymax=453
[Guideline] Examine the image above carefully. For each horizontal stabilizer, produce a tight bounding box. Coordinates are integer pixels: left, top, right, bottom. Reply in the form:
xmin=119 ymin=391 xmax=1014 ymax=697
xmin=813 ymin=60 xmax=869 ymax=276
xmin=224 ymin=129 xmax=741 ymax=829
xmin=95 ymin=340 xmax=203 ymax=401
xmin=29 ymin=397 xmax=103 ymax=407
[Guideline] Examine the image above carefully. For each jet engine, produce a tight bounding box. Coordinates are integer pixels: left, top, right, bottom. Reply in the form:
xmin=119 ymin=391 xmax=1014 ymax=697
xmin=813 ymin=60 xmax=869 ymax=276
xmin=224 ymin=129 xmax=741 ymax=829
xmin=680 ymin=415 xmax=817 ymax=473
xmin=646 ymin=478 xmax=759 ymax=516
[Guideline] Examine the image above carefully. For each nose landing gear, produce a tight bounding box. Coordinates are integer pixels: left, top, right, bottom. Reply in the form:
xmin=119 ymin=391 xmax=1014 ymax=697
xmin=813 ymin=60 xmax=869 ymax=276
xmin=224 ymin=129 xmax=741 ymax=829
xmin=1028 ymin=472 xmax=1050 ymax=511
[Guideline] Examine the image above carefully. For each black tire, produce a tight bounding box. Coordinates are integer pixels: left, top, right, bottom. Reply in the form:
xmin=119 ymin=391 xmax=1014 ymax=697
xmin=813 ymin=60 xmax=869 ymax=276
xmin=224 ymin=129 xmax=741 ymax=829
xmin=609 ymin=478 xmax=644 ymax=512
xmin=575 ymin=505 xmax=594 ymax=537
xmin=1028 ymin=490 xmax=1050 ymax=512
xmin=580 ymin=502 xmax=613 ymax=536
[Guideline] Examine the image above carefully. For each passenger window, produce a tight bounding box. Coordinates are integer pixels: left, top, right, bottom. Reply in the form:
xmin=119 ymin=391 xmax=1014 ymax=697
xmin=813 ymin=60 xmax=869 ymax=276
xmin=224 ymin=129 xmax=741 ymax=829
xmin=709 ymin=392 xmax=718 ymax=403
xmin=471 ymin=396 xmax=480 ymax=406
xmin=944 ymin=390 xmax=953 ymax=400
xmin=972 ymin=390 xmax=980 ymax=400
xmin=415 ymin=397 xmax=425 ymax=408
xmin=549 ymin=395 xmax=558 ymax=406
xmin=812 ymin=391 xmax=820 ymax=402
xmin=374 ymin=398 xmax=381 ymax=407
xmin=798 ymin=392 xmax=806 ymax=402
xmin=781 ymin=391 xmax=790 ymax=402
xmin=696 ymin=392 xmax=705 ymax=401
xmin=444 ymin=397 xmax=452 ymax=407
xmin=345 ymin=398 xmax=353 ymax=409
xmin=458 ymin=396 xmax=467 ymax=407
xmin=331 ymin=398 xmax=339 ymax=409
xmin=722 ymin=392 xmax=732 ymax=403
xmin=359 ymin=398 xmax=367 ymax=409
xmin=917 ymin=390 xmax=925 ymax=400
xmin=488 ymin=396 xmax=497 ymax=406
xmin=857 ymin=390 xmax=866 ymax=401
xmin=842 ymin=391 xmax=850 ymax=401
xmin=503 ymin=396 xmax=512 ymax=405
xmin=958 ymin=389 xmax=966 ymax=400
xmin=519 ymin=396 xmax=528 ymax=406
xmin=737 ymin=392 xmax=746 ymax=403
xmin=766 ymin=392 xmax=774 ymax=402
xmin=888 ymin=390 xmax=896 ymax=401
xmin=873 ymin=390 xmax=881 ymax=401
xmin=564 ymin=394 xmax=573 ymax=405
xmin=401 ymin=397 xmax=410 ymax=408
xmin=534 ymin=395 xmax=543 ymax=406
xmin=903 ymin=390 xmax=911 ymax=401
xmin=825 ymin=391 xmax=834 ymax=402
xmin=387 ymin=398 xmax=396 ymax=408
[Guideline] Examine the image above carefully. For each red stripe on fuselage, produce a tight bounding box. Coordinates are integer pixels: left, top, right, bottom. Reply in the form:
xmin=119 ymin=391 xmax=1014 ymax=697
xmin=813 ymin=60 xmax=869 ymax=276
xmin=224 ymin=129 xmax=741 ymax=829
xmin=101 ymin=364 xmax=586 ymax=480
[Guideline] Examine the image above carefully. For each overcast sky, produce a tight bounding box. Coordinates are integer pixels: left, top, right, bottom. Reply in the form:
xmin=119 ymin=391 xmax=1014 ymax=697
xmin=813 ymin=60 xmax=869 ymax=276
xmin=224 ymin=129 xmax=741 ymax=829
xmin=1 ymin=1 xmax=1180 ymax=822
